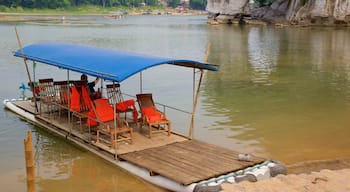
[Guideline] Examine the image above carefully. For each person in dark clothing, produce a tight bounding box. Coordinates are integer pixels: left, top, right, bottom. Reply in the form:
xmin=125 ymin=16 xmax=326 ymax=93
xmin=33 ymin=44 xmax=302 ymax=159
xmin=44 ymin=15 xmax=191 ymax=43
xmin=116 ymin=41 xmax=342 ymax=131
xmin=80 ymin=74 xmax=101 ymax=99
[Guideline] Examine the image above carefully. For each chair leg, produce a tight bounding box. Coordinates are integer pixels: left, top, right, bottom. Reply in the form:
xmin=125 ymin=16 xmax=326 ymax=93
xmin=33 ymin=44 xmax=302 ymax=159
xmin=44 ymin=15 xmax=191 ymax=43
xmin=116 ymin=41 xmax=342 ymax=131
xmin=79 ymin=117 xmax=83 ymax=132
xmin=130 ymin=129 xmax=133 ymax=144
xmin=96 ymin=130 xmax=100 ymax=144
xmin=111 ymin=132 xmax=115 ymax=149
xmin=167 ymin=122 xmax=171 ymax=136
xmin=139 ymin=121 xmax=143 ymax=133
xmin=149 ymin=124 xmax=152 ymax=139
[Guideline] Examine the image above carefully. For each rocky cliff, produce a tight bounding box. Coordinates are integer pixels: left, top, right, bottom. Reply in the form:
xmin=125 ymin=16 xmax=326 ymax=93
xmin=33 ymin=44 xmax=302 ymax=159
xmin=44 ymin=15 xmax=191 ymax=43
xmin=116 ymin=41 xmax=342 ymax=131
xmin=207 ymin=0 xmax=350 ymax=25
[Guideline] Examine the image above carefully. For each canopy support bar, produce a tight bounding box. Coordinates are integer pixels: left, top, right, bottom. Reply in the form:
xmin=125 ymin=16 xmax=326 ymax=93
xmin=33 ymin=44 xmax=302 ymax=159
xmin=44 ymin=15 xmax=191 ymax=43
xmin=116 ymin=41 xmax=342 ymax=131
xmin=189 ymin=69 xmax=204 ymax=139
xmin=140 ymin=72 xmax=143 ymax=93
xmin=15 ymin=27 xmax=38 ymax=112
xmin=67 ymin=70 xmax=72 ymax=134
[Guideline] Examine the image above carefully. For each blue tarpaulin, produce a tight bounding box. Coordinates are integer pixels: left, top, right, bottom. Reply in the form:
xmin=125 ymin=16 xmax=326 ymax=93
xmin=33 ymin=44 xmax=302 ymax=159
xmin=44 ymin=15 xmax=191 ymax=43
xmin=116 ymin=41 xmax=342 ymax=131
xmin=14 ymin=43 xmax=219 ymax=82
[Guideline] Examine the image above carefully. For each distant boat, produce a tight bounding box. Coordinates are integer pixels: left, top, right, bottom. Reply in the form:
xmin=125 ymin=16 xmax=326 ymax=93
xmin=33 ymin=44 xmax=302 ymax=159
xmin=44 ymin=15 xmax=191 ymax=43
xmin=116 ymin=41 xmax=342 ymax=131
xmin=105 ymin=11 xmax=127 ymax=19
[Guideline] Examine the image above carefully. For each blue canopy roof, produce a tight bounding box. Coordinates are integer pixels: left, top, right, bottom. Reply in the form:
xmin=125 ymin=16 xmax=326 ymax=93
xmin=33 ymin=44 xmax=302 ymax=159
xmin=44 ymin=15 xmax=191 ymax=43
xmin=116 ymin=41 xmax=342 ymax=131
xmin=14 ymin=43 xmax=219 ymax=82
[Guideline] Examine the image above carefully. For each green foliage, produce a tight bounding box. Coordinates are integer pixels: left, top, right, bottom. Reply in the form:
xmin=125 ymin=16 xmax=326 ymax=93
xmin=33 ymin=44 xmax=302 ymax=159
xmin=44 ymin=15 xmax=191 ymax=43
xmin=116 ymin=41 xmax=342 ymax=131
xmin=189 ymin=0 xmax=206 ymax=10
xmin=166 ymin=0 xmax=180 ymax=8
xmin=0 ymin=5 xmax=8 ymax=11
xmin=301 ymin=0 xmax=308 ymax=6
xmin=0 ymin=0 xmax=163 ymax=11
xmin=0 ymin=0 xmax=161 ymax=9
xmin=255 ymin=0 xmax=273 ymax=7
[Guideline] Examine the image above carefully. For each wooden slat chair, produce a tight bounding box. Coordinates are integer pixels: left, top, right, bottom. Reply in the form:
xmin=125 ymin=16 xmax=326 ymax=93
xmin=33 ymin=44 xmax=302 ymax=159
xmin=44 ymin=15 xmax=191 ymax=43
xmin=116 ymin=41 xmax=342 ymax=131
xmin=38 ymin=78 xmax=56 ymax=117
xmin=106 ymin=83 xmax=138 ymax=124
xmin=53 ymin=81 xmax=70 ymax=119
xmin=136 ymin=93 xmax=171 ymax=139
xmin=71 ymin=83 xmax=93 ymax=132
xmin=94 ymin=98 xmax=133 ymax=148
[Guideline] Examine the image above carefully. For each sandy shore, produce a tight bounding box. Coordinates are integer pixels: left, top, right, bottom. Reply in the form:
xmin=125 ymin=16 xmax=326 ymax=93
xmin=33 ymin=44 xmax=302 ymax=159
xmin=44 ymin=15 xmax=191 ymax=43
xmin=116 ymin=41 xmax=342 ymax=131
xmin=219 ymin=159 xmax=350 ymax=192
xmin=221 ymin=168 xmax=350 ymax=192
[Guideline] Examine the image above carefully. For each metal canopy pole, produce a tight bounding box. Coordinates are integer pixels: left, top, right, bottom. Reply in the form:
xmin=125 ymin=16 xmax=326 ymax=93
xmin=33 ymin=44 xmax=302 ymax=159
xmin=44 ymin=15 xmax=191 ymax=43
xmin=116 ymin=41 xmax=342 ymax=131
xmin=139 ymin=71 xmax=143 ymax=93
xmin=32 ymin=61 xmax=38 ymax=110
xmin=67 ymin=70 xmax=71 ymax=134
xmin=189 ymin=69 xmax=204 ymax=139
xmin=112 ymin=82 xmax=117 ymax=154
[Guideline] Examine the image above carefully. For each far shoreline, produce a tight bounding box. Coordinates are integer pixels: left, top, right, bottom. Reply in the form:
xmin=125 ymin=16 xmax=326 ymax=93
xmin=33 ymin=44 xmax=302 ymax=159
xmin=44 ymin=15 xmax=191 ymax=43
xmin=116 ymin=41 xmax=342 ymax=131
xmin=0 ymin=9 xmax=208 ymax=22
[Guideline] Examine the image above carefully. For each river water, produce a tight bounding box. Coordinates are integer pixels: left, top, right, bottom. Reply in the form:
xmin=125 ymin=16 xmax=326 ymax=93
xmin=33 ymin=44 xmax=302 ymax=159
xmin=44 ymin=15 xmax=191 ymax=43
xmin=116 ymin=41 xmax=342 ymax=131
xmin=1 ymin=15 xmax=350 ymax=191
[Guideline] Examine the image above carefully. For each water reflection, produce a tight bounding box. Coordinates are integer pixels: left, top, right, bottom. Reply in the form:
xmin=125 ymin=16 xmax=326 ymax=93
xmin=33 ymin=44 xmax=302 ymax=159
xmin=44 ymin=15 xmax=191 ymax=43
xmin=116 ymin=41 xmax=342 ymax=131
xmin=203 ymin=25 xmax=350 ymax=164
xmin=247 ymin=27 xmax=279 ymax=85
xmin=32 ymin=128 xmax=164 ymax=192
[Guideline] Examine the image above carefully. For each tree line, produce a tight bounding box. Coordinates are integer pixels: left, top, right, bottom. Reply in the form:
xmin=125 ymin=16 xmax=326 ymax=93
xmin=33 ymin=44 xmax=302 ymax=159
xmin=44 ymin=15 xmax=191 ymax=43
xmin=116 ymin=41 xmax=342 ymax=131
xmin=0 ymin=0 xmax=207 ymax=9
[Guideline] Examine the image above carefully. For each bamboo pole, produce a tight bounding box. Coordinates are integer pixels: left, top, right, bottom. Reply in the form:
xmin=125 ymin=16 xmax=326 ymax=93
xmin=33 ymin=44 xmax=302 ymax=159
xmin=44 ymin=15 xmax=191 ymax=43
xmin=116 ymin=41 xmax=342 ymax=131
xmin=188 ymin=43 xmax=211 ymax=139
xmin=203 ymin=43 xmax=211 ymax=63
xmin=24 ymin=130 xmax=35 ymax=192
xmin=189 ymin=70 xmax=204 ymax=139
xmin=15 ymin=27 xmax=38 ymax=112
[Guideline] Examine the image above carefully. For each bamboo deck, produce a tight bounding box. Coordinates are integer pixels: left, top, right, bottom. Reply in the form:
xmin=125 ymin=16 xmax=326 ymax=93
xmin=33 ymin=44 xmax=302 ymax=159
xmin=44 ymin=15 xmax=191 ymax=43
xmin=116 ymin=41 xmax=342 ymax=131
xmin=12 ymin=100 xmax=266 ymax=186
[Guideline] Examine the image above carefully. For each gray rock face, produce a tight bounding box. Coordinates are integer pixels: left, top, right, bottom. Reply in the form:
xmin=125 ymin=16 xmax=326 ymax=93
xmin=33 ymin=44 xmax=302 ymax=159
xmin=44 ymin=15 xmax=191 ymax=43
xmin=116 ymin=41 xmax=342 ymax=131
xmin=207 ymin=0 xmax=350 ymax=25
xmin=206 ymin=0 xmax=249 ymax=15
xmin=288 ymin=0 xmax=350 ymax=25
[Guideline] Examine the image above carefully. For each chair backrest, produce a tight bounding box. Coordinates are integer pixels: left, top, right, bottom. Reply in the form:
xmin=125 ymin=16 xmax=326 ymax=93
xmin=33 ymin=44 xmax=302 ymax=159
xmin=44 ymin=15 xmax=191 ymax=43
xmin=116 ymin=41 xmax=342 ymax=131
xmin=136 ymin=93 xmax=155 ymax=109
xmin=39 ymin=78 xmax=55 ymax=102
xmin=69 ymin=80 xmax=92 ymax=112
xmin=106 ymin=83 xmax=124 ymax=105
xmin=136 ymin=93 xmax=167 ymax=123
xmin=53 ymin=81 xmax=70 ymax=105
xmin=94 ymin=98 xmax=117 ymax=123
xmin=80 ymin=85 xmax=93 ymax=112
xmin=70 ymin=86 xmax=81 ymax=112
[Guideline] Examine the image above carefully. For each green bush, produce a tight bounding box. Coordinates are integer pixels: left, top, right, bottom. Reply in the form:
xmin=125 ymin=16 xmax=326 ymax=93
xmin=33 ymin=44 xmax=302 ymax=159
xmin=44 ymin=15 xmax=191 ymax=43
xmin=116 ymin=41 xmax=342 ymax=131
xmin=255 ymin=0 xmax=273 ymax=7
xmin=0 ymin=5 xmax=8 ymax=12
xmin=16 ymin=6 xmax=24 ymax=12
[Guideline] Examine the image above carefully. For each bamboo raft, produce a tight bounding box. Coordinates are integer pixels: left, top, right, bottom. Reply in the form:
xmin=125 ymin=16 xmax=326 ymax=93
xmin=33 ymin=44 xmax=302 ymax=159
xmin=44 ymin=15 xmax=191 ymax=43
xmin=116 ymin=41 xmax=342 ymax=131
xmin=11 ymin=99 xmax=265 ymax=186
xmin=7 ymin=42 xmax=284 ymax=191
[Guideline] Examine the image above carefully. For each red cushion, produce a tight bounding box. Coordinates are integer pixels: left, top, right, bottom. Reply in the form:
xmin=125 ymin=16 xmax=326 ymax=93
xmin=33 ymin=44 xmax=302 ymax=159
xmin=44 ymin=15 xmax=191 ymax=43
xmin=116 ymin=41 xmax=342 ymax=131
xmin=142 ymin=106 xmax=156 ymax=115
xmin=142 ymin=106 xmax=165 ymax=123
xmin=70 ymin=86 xmax=80 ymax=112
xmin=85 ymin=109 xmax=98 ymax=127
xmin=94 ymin=98 xmax=118 ymax=122
xmin=116 ymin=101 xmax=128 ymax=111
xmin=81 ymin=86 xmax=93 ymax=110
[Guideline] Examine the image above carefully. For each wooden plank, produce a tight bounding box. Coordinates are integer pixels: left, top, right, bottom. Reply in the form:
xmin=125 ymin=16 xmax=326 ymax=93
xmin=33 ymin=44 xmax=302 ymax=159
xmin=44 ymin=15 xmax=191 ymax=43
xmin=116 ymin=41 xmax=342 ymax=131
xmin=155 ymin=143 xmax=228 ymax=175
xmin=171 ymin=141 xmax=261 ymax=178
xmin=140 ymin=145 xmax=214 ymax=178
xmin=13 ymin=100 xmax=40 ymax=114
xmin=174 ymin=143 xmax=242 ymax=171
xmin=170 ymin=142 xmax=237 ymax=169
xmin=174 ymin=140 xmax=265 ymax=168
xmin=121 ymin=147 xmax=202 ymax=182
xmin=119 ymin=140 xmax=266 ymax=185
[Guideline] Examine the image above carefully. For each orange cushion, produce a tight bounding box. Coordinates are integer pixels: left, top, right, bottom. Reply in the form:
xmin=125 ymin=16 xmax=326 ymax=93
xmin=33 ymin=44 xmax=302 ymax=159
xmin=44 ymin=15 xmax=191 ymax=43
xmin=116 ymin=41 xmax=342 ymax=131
xmin=142 ymin=106 xmax=165 ymax=123
xmin=141 ymin=106 xmax=156 ymax=115
xmin=116 ymin=99 xmax=135 ymax=112
xmin=81 ymin=86 xmax=93 ymax=110
xmin=85 ymin=109 xmax=98 ymax=127
xmin=94 ymin=98 xmax=118 ymax=122
xmin=70 ymin=86 xmax=80 ymax=112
